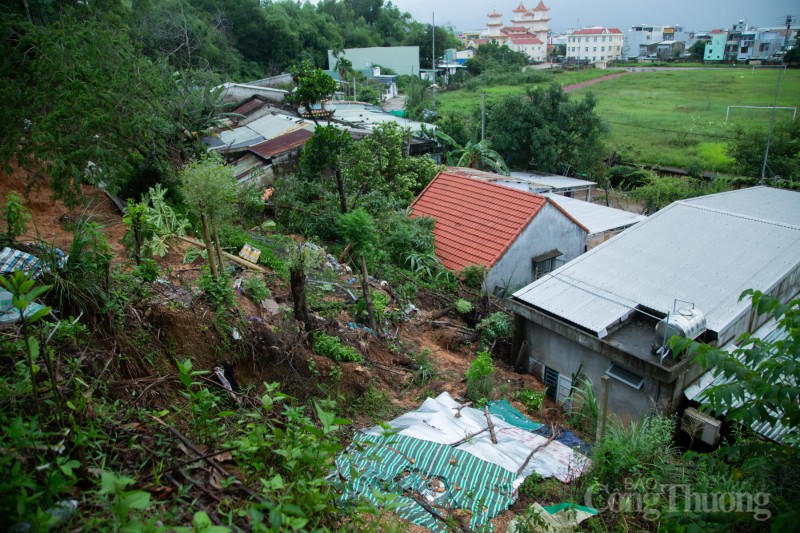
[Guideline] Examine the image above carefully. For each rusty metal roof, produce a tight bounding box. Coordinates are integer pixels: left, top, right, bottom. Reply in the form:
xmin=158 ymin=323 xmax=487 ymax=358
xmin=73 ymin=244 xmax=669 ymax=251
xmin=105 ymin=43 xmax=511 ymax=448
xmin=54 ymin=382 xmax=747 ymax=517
xmin=248 ymin=129 xmax=313 ymax=159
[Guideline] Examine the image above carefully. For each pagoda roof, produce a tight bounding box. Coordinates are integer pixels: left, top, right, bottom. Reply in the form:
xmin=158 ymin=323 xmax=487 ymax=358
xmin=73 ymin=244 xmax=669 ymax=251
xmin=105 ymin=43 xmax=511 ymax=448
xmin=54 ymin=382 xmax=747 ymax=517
xmin=513 ymin=2 xmax=528 ymax=13
xmin=532 ymin=1 xmax=549 ymax=11
xmin=487 ymin=9 xmax=502 ymax=17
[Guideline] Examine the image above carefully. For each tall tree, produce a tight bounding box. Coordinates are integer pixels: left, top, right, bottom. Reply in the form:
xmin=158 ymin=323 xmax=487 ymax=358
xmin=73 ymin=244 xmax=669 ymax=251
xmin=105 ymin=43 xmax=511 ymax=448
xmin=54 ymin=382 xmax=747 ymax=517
xmin=727 ymin=119 xmax=799 ymax=181
xmin=488 ymin=83 xmax=606 ymax=174
xmin=0 ymin=17 xmax=182 ymax=201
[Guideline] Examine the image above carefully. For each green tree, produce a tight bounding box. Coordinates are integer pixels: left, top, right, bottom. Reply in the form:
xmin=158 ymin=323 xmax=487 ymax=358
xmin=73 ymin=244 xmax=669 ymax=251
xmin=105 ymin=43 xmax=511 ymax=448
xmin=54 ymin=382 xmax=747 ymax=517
xmin=179 ymin=157 xmax=237 ymax=279
xmin=727 ymin=119 xmax=800 ymax=181
xmin=338 ymin=208 xmax=378 ymax=330
xmin=299 ymin=126 xmax=353 ymax=213
xmin=0 ymin=17 xmax=181 ymax=202
xmin=688 ymin=40 xmax=707 ymax=61
xmin=488 ymin=83 xmax=606 ymax=174
xmin=287 ymin=61 xmax=338 ymax=125
xmin=435 ymin=131 xmax=508 ymax=175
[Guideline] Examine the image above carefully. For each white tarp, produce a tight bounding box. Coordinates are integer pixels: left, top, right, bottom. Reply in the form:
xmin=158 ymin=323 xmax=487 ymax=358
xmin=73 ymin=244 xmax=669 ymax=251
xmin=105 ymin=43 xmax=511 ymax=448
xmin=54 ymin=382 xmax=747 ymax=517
xmin=363 ymin=392 xmax=590 ymax=486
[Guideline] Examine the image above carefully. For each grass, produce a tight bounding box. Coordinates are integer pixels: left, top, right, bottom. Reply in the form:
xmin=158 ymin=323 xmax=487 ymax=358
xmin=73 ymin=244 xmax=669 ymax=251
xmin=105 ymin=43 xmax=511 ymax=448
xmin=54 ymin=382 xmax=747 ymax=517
xmin=436 ymin=67 xmax=800 ymax=173
xmin=435 ymin=68 xmax=614 ymax=119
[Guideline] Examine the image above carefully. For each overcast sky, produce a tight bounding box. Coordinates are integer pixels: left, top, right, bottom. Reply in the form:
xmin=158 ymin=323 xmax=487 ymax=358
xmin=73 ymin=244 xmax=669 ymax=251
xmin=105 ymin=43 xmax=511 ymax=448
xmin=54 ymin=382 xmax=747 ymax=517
xmin=386 ymin=0 xmax=795 ymax=33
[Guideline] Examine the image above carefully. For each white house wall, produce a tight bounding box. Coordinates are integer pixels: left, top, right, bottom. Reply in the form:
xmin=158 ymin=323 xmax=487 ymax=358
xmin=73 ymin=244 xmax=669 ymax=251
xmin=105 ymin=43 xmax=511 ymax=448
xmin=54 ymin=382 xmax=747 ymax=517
xmin=486 ymin=202 xmax=586 ymax=294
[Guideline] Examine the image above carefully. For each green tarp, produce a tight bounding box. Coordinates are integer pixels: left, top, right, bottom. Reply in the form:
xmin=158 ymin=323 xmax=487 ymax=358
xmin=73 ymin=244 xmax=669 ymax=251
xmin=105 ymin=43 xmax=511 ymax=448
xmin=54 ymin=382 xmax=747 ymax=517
xmin=334 ymin=432 xmax=518 ymax=532
xmin=488 ymin=400 xmax=544 ymax=432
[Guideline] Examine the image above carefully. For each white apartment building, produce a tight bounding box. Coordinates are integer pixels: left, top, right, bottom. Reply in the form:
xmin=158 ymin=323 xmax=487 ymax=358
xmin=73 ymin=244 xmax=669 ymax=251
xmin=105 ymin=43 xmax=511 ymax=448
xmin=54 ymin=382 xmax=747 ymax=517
xmin=566 ymin=27 xmax=624 ymax=63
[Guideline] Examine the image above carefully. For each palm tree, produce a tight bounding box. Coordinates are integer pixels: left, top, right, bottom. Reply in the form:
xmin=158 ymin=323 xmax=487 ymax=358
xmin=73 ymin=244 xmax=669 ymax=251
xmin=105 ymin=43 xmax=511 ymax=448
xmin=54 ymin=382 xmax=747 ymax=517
xmin=436 ymin=131 xmax=509 ymax=175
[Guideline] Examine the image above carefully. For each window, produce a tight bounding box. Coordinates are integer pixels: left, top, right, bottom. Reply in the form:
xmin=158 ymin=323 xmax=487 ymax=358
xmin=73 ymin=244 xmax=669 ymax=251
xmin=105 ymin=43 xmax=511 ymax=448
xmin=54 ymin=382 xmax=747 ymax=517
xmin=531 ymin=249 xmax=562 ymax=280
xmin=585 ymin=47 xmax=588 ymax=51
xmin=601 ymin=55 xmax=605 ymax=60
xmin=593 ymin=37 xmax=598 ymax=42
xmin=606 ymin=363 xmax=645 ymax=389
xmin=593 ymin=47 xmax=597 ymax=51
xmin=602 ymin=36 xmax=606 ymax=42
xmin=601 ymin=46 xmax=605 ymax=51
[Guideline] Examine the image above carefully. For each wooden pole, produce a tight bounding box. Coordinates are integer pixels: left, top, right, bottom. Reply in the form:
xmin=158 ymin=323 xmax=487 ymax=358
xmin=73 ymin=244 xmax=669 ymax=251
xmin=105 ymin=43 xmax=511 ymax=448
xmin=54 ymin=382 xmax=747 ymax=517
xmin=199 ymin=212 xmax=218 ymax=279
xmin=596 ymin=375 xmax=610 ymax=443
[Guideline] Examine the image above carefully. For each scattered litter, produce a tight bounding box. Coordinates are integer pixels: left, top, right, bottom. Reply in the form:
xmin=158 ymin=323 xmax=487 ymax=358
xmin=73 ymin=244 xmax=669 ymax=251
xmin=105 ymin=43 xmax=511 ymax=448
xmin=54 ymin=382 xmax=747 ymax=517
xmin=403 ymin=303 xmax=419 ymax=315
xmin=260 ymin=298 xmax=282 ymax=314
xmin=307 ymin=279 xmax=357 ymax=302
xmin=214 ymin=366 xmax=242 ymax=404
xmin=10 ymin=499 xmax=78 ymax=532
xmin=231 ymin=327 xmax=241 ymax=341
xmin=238 ymin=244 xmax=261 ymax=265
xmin=508 ymin=502 xmax=598 ymax=533
xmin=346 ymin=322 xmax=377 ymax=336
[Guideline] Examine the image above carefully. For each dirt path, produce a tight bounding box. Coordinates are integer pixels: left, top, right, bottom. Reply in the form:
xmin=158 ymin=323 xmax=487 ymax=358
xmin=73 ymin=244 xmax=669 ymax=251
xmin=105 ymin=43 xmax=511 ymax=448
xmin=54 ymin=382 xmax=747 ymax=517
xmin=563 ymin=72 xmax=626 ymax=92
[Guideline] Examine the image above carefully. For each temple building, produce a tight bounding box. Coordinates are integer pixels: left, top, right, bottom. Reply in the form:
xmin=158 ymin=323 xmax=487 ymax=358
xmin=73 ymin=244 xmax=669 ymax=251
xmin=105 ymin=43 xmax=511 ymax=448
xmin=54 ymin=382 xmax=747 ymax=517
xmin=478 ymin=2 xmax=550 ymax=62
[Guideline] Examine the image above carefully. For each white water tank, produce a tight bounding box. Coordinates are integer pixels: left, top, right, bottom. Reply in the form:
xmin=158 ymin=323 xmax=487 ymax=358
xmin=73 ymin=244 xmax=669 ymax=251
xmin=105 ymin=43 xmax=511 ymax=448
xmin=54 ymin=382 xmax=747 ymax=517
xmin=655 ymin=307 xmax=706 ymax=344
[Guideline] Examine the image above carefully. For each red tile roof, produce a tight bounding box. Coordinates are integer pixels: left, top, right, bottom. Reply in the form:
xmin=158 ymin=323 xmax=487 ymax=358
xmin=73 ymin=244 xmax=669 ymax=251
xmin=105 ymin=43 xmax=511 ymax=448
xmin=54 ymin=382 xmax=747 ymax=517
xmin=513 ymin=2 xmax=528 ymax=13
xmin=248 ymin=128 xmax=312 ymax=159
xmin=511 ymin=36 xmax=544 ymax=45
xmin=410 ymin=171 xmax=547 ymax=271
xmin=532 ymin=1 xmax=549 ymax=11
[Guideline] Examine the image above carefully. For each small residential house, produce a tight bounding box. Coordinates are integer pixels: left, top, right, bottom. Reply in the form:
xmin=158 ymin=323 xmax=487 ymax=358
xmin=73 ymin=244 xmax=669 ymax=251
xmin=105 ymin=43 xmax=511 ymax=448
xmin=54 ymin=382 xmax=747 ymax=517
xmin=542 ymin=194 xmax=646 ymax=249
xmin=409 ymin=170 xmax=588 ymax=295
xmin=507 ymin=187 xmax=800 ymax=424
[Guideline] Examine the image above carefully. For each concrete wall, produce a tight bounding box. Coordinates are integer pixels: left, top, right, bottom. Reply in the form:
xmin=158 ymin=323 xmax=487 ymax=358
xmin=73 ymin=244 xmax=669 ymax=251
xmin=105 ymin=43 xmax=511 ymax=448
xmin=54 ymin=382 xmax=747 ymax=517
xmin=327 ymin=46 xmax=420 ymax=76
xmin=486 ymin=201 xmax=587 ymax=294
xmin=523 ymin=320 xmax=665 ymax=422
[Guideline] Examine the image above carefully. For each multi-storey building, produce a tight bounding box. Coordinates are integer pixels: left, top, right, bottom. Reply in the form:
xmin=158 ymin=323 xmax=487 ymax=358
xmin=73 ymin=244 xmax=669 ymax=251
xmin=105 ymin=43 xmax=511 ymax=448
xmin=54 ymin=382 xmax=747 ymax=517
xmin=479 ymin=2 xmax=550 ymax=62
xmin=565 ymin=27 xmax=624 ymax=63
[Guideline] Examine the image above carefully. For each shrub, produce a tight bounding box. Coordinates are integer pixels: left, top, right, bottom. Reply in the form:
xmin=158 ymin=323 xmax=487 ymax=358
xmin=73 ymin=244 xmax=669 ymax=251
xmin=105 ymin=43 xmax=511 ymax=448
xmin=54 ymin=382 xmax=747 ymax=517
xmin=313 ymin=333 xmax=363 ymax=362
xmin=455 ymin=299 xmax=473 ymax=314
xmin=198 ymin=268 xmax=235 ymax=310
xmin=465 ymin=350 xmax=495 ymax=402
xmin=477 ymin=312 xmax=513 ymax=345
xmin=516 ymin=389 xmax=544 ymax=414
xmin=460 ymin=265 xmax=487 ymax=289
xmin=242 ymin=274 xmax=271 ymax=302
xmin=1 ymin=191 xmax=31 ymax=244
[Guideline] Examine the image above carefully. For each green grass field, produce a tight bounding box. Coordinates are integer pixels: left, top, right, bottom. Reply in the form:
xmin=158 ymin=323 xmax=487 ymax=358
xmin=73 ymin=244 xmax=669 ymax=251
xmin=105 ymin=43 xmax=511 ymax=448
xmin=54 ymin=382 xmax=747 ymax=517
xmin=436 ymin=68 xmax=800 ymax=172
xmin=435 ymin=69 xmax=613 ymax=117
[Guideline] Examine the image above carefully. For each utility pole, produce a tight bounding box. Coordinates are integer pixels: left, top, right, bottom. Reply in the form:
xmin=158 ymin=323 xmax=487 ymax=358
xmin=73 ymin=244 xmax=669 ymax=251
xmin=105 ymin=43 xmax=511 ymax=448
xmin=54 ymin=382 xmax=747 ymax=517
xmin=481 ymin=93 xmax=486 ymax=141
xmin=784 ymin=15 xmax=794 ymax=50
xmin=761 ymin=66 xmax=784 ymax=184
xmin=431 ymin=12 xmax=436 ymax=110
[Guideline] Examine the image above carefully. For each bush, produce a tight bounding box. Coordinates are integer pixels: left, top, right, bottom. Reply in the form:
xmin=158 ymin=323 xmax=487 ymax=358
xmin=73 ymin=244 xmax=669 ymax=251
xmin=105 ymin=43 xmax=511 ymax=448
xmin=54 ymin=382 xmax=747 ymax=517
xmin=313 ymin=333 xmax=363 ymax=362
xmin=198 ymin=268 xmax=235 ymax=310
xmin=477 ymin=312 xmax=513 ymax=345
xmin=465 ymin=350 xmax=495 ymax=402
xmin=516 ymin=389 xmax=544 ymax=414
xmin=242 ymin=274 xmax=271 ymax=302
xmin=455 ymin=299 xmax=473 ymax=314
xmin=460 ymin=265 xmax=487 ymax=289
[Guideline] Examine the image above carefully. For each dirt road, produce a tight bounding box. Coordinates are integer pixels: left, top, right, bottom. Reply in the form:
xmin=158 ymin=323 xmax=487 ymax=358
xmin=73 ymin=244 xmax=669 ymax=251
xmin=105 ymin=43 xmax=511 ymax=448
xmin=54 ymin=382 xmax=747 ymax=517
xmin=562 ymin=72 xmax=627 ymax=92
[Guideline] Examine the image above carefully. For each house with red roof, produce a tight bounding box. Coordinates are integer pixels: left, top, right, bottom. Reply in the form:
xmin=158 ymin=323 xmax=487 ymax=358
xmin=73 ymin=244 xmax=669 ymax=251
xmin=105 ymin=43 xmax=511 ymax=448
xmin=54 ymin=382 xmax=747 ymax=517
xmin=565 ymin=26 xmax=624 ymax=64
xmin=477 ymin=2 xmax=551 ymax=62
xmin=410 ymin=169 xmax=587 ymax=294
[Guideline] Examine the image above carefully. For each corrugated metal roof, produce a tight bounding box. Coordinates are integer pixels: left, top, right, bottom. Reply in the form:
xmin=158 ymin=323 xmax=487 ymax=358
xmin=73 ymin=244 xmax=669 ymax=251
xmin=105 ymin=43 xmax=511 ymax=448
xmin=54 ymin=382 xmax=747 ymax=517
xmin=213 ymin=113 xmax=313 ymax=150
xmin=543 ymin=194 xmax=646 ymax=235
xmin=508 ymin=172 xmax=596 ymax=190
xmin=332 ymin=102 xmax=433 ymax=135
xmin=682 ymin=186 xmax=800 ymax=227
xmin=249 ymin=129 xmax=313 ymax=159
xmin=232 ymin=97 xmax=268 ymax=117
xmin=410 ymin=172 xmax=546 ymax=271
xmin=514 ymin=188 xmax=800 ymax=337
xmin=685 ymin=321 xmax=793 ymax=444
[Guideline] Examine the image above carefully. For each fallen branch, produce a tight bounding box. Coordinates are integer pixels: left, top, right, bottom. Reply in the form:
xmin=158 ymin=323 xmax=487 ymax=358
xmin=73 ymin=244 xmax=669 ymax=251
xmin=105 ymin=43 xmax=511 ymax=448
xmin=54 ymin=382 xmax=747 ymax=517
xmin=149 ymin=415 xmax=266 ymax=504
xmin=408 ymin=494 xmax=461 ymax=532
xmin=429 ymin=305 xmax=455 ymax=322
xmin=516 ymin=425 xmax=559 ymax=476
xmin=449 ymin=427 xmax=488 ymax=447
xmin=484 ymin=406 xmax=497 ymax=444
xmin=453 ymin=401 xmax=472 ymax=418
xmin=177 ymin=235 xmax=271 ymax=274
